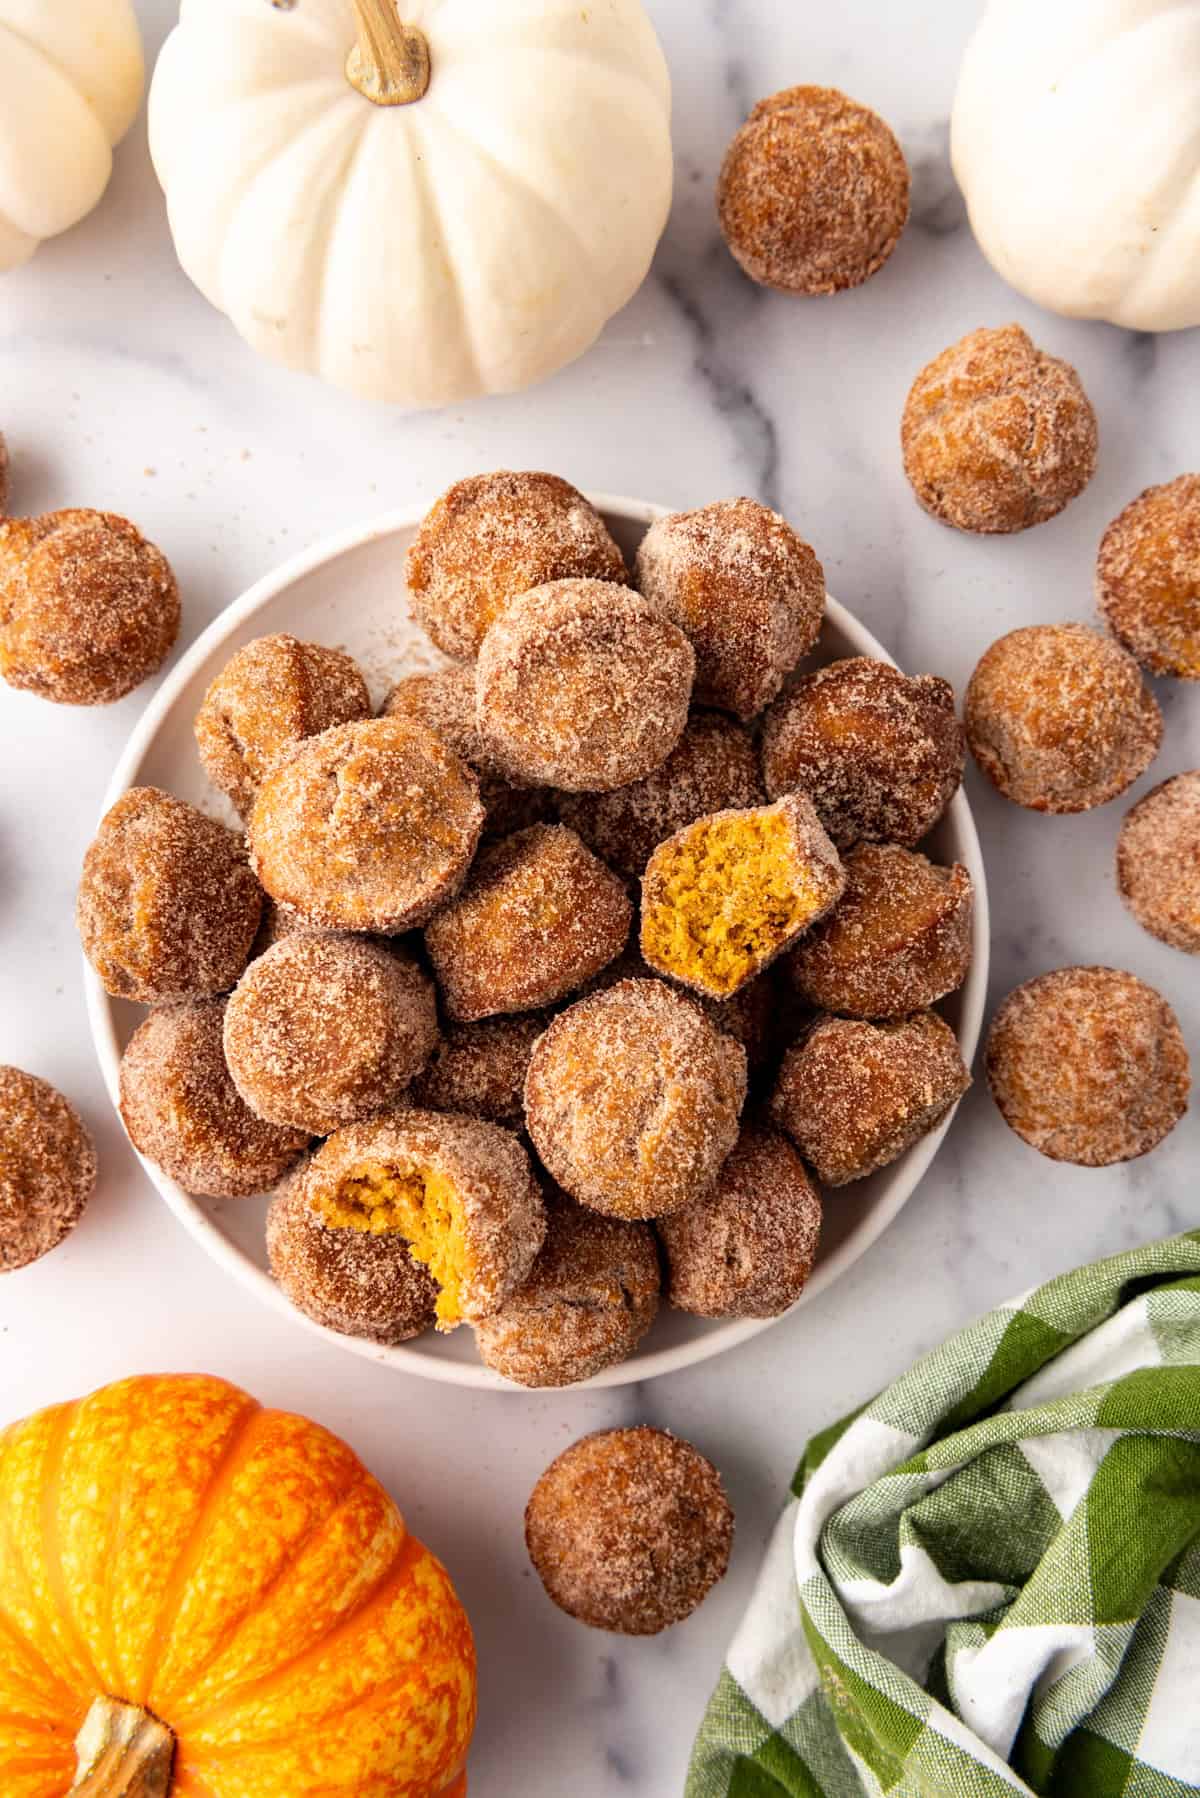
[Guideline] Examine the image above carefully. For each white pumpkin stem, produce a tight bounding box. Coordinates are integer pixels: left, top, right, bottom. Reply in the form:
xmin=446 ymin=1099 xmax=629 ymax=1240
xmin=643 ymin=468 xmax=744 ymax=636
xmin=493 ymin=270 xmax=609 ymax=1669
xmin=70 ymin=1696 xmax=175 ymax=1798
xmin=346 ymin=0 xmax=431 ymax=105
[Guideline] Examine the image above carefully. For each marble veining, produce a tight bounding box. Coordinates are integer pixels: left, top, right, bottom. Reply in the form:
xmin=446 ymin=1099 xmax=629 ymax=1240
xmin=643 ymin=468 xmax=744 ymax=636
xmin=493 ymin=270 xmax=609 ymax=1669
xmin=1 ymin=2 xmax=1198 ymax=1793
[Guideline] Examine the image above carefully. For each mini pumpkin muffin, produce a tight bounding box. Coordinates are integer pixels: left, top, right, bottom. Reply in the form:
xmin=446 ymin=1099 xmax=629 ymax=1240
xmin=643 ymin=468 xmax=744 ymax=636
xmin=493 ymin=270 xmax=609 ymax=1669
xmin=409 ymin=1012 xmax=546 ymax=1127
xmin=0 ymin=508 xmax=180 ymax=704
xmin=405 ymin=471 xmax=628 ymax=661
xmin=761 ymin=658 xmax=965 ymax=849
xmin=195 ymin=633 xmax=371 ymax=817
xmin=965 ymin=623 xmax=1162 ymax=813
xmin=474 ymin=1196 xmax=660 ymax=1388
xmin=901 ymin=325 xmax=1098 ymax=534
xmin=785 ymin=844 xmax=974 ymax=1019
xmin=771 ymin=1011 xmax=970 ymax=1185
xmin=248 ymin=715 xmax=484 ymax=933
xmin=640 ymin=794 xmax=845 ymax=1000
xmin=267 ymin=1176 xmax=437 ymax=1344
xmin=382 ymin=664 xmax=551 ymax=839
xmin=424 ymin=824 xmax=631 ymax=1021
xmin=223 ymin=935 xmax=438 ymax=1134
xmin=119 ymin=999 xmax=310 ymax=1198
xmin=0 ymin=1067 xmax=97 ymax=1272
xmin=293 ymin=1110 xmax=545 ymax=1330
xmin=986 ymin=967 xmax=1190 ymax=1167
xmin=526 ymin=1427 xmax=734 ymax=1635
xmin=657 ymin=1122 xmax=822 ymax=1319
xmin=78 ymin=786 xmax=262 ymax=1004
xmin=1096 ymin=474 xmax=1200 ymax=679
xmin=558 ymin=709 xmax=763 ymax=878
xmin=718 ymin=86 xmax=910 ymax=294
xmin=1117 ymin=772 xmax=1200 ymax=954
xmin=524 ymin=978 xmax=747 ymax=1221
xmin=634 ymin=499 xmax=825 ymax=720
xmin=475 ymin=578 xmax=694 ymax=792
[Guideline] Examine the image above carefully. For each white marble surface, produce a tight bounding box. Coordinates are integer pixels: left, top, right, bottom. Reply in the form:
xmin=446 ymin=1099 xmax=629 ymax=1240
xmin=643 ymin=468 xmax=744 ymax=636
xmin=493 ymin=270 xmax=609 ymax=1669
xmin=1 ymin=2 xmax=1198 ymax=1792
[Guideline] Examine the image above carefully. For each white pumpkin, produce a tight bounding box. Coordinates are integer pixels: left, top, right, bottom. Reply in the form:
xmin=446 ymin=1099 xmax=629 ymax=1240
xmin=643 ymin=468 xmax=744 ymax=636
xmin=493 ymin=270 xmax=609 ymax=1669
xmin=952 ymin=0 xmax=1200 ymax=333
xmin=148 ymin=0 xmax=673 ymax=407
xmin=0 ymin=0 xmax=144 ymax=271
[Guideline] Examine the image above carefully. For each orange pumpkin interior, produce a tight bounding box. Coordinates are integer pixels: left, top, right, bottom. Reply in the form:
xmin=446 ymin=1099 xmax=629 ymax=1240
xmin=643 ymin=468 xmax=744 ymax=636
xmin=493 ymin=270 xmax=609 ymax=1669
xmin=315 ymin=1162 xmax=471 ymax=1329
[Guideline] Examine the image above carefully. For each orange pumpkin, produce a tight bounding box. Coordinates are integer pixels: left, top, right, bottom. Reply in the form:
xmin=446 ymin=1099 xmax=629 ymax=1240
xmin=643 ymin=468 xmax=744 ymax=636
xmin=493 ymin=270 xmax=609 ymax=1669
xmin=0 ymin=1375 xmax=476 ymax=1798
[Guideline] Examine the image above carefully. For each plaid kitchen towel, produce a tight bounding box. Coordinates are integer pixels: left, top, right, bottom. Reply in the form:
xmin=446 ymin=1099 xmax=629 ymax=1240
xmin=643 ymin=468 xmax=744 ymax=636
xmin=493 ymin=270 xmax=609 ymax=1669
xmin=688 ymin=1232 xmax=1200 ymax=1798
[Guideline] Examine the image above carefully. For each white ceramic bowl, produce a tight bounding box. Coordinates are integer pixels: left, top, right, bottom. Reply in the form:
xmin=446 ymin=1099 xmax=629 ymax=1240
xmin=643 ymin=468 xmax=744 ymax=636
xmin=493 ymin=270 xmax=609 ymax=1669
xmin=86 ymin=497 xmax=990 ymax=1390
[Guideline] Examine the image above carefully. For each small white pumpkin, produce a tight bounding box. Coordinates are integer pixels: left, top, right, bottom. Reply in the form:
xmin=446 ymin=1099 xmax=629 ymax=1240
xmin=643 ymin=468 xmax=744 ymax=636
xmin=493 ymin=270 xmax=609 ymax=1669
xmin=952 ymin=0 xmax=1200 ymax=333
xmin=149 ymin=0 xmax=673 ymax=407
xmin=0 ymin=0 xmax=145 ymax=271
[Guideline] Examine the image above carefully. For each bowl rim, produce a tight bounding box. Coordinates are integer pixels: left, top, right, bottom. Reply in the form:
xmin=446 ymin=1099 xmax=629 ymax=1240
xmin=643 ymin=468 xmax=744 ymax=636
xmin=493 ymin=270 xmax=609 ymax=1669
xmin=84 ymin=494 xmax=990 ymax=1391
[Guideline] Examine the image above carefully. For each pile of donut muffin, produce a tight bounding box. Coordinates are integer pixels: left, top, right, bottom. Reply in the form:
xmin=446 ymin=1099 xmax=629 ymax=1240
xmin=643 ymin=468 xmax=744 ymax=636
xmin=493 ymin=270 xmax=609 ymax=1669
xmin=75 ymin=471 xmax=979 ymax=1386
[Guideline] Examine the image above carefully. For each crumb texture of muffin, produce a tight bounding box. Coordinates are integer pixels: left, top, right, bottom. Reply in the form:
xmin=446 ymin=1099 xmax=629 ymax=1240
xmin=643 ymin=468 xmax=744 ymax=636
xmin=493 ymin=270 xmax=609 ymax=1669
xmin=718 ymin=86 xmax=910 ymax=294
xmin=0 ymin=1067 xmax=97 ymax=1271
xmin=1117 ymin=772 xmax=1200 ymax=954
xmin=1097 ymin=474 xmax=1200 ymax=679
xmin=901 ymin=325 xmax=1098 ymax=534
xmin=267 ymin=1176 xmax=437 ymax=1343
xmin=526 ymin=1426 xmax=734 ymax=1635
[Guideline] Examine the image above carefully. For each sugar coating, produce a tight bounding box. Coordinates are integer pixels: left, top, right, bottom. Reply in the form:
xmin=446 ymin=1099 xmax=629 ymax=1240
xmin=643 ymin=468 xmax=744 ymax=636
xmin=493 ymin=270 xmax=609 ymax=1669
xmin=634 ymin=498 xmax=824 ymax=721
xmin=786 ymin=843 xmax=973 ymax=1019
xmin=525 ymin=1426 xmax=734 ymax=1635
xmin=902 ymin=325 xmax=1098 ymax=534
xmin=382 ymin=664 xmax=551 ymax=839
xmin=0 ymin=1066 xmax=97 ymax=1271
xmin=585 ymin=947 xmax=780 ymax=1075
xmin=986 ymin=967 xmax=1190 ymax=1167
xmin=195 ymin=633 xmax=371 ymax=817
xmin=0 ymin=508 xmax=180 ymax=705
xmin=1097 ymin=474 xmax=1200 ymax=680
xmin=405 ymin=471 xmax=627 ymax=660
xmin=524 ymin=977 xmax=747 ymax=1221
xmin=1117 ymin=772 xmax=1200 ymax=954
xmin=409 ymin=1013 xmax=546 ymax=1127
xmin=965 ymin=622 xmax=1161 ymax=813
xmin=475 ymin=578 xmax=694 ymax=792
xmin=77 ymin=786 xmax=262 ymax=1004
xmin=718 ymin=85 xmax=910 ymax=294
xmin=657 ymin=1122 xmax=822 ymax=1318
xmin=761 ymin=657 xmax=964 ymax=849
xmin=771 ymin=1011 xmax=970 ymax=1186
xmin=267 ymin=1169 xmax=437 ymax=1344
xmin=119 ymin=999 xmax=310 ymax=1199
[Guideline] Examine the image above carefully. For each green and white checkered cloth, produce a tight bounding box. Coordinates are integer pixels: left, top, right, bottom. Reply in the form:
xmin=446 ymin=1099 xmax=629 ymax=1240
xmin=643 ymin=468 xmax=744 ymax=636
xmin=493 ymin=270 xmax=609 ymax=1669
xmin=689 ymin=1232 xmax=1200 ymax=1798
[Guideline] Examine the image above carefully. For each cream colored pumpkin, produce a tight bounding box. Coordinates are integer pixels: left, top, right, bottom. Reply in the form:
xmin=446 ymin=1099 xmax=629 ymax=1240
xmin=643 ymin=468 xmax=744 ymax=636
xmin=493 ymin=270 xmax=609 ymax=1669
xmin=148 ymin=0 xmax=673 ymax=407
xmin=0 ymin=0 xmax=144 ymax=271
xmin=952 ymin=0 xmax=1200 ymax=332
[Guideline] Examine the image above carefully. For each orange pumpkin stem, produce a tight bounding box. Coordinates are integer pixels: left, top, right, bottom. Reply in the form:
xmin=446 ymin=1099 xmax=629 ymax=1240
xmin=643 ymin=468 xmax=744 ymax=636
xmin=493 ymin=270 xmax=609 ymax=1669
xmin=70 ymin=1696 xmax=175 ymax=1798
xmin=346 ymin=0 xmax=431 ymax=105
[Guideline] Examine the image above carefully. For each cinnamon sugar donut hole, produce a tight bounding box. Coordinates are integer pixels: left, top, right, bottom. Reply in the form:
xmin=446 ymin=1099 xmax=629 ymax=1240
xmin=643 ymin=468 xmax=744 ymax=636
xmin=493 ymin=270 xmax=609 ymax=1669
xmin=761 ymin=658 xmax=964 ymax=849
xmin=558 ymin=709 xmax=763 ymax=878
xmin=382 ymin=665 xmax=551 ymax=840
xmin=634 ymin=499 xmax=825 ymax=721
xmin=965 ymin=623 xmax=1162 ymax=813
xmin=195 ymin=634 xmax=371 ymax=818
xmin=986 ymin=968 xmax=1189 ymax=1167
xmin=249 ymin=715 xmax=484 ymax=933
xmin=0 ymin=1067 xmax=97 ymax=1272
xmin=475 ymin=1197 xmax=660 ymax=1388
xmin=475 ymin=579 xmax=694 ymax=792
xmin=0 ymin=508 xmax=179 ymax=704
xmin=267 ymin=1177 xmax=436 ymax=1344
xmin=526 ymin=1427 xmax=734 ymax=1635
xmin=524 ymin=978 xmax=747 ymax=1221
xmin=718 ymin=86 xmax=910 ymax=295
xmin=119 ymin=1000 xmax=310 ymax=1199
xmin=424 ymin=824 xmax=631 ymax=1022
xmin=786 ymin=844 xmax=974 ymax=1019
xmin=405 ymin=471 xmax=627 ymax=661
xmin=657 ymin=1122 xmax=821 ymax=1319
xmin=224 ymin=935 xmax=438 ymax=1134
xmin=410 ymin=1012 xmax=546 ymax=1127
xmin=1097 ymin=475 xmax=1200 ymax=680
xmin=78 ymin=787 xmax=262 ymax=1004
xmin=902 ymin=326 xmax=1098 ymax=534
xmin=1117 ymin=773 xmax=1200 ymax=954
xmin=771 ymin=1012 xmax=970 ymax=1186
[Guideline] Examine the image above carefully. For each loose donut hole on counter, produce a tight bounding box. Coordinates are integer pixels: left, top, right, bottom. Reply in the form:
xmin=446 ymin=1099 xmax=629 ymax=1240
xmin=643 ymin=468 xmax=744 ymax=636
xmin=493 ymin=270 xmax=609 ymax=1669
xmin=315 ymin=1162 xmax=469 ymax=1330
